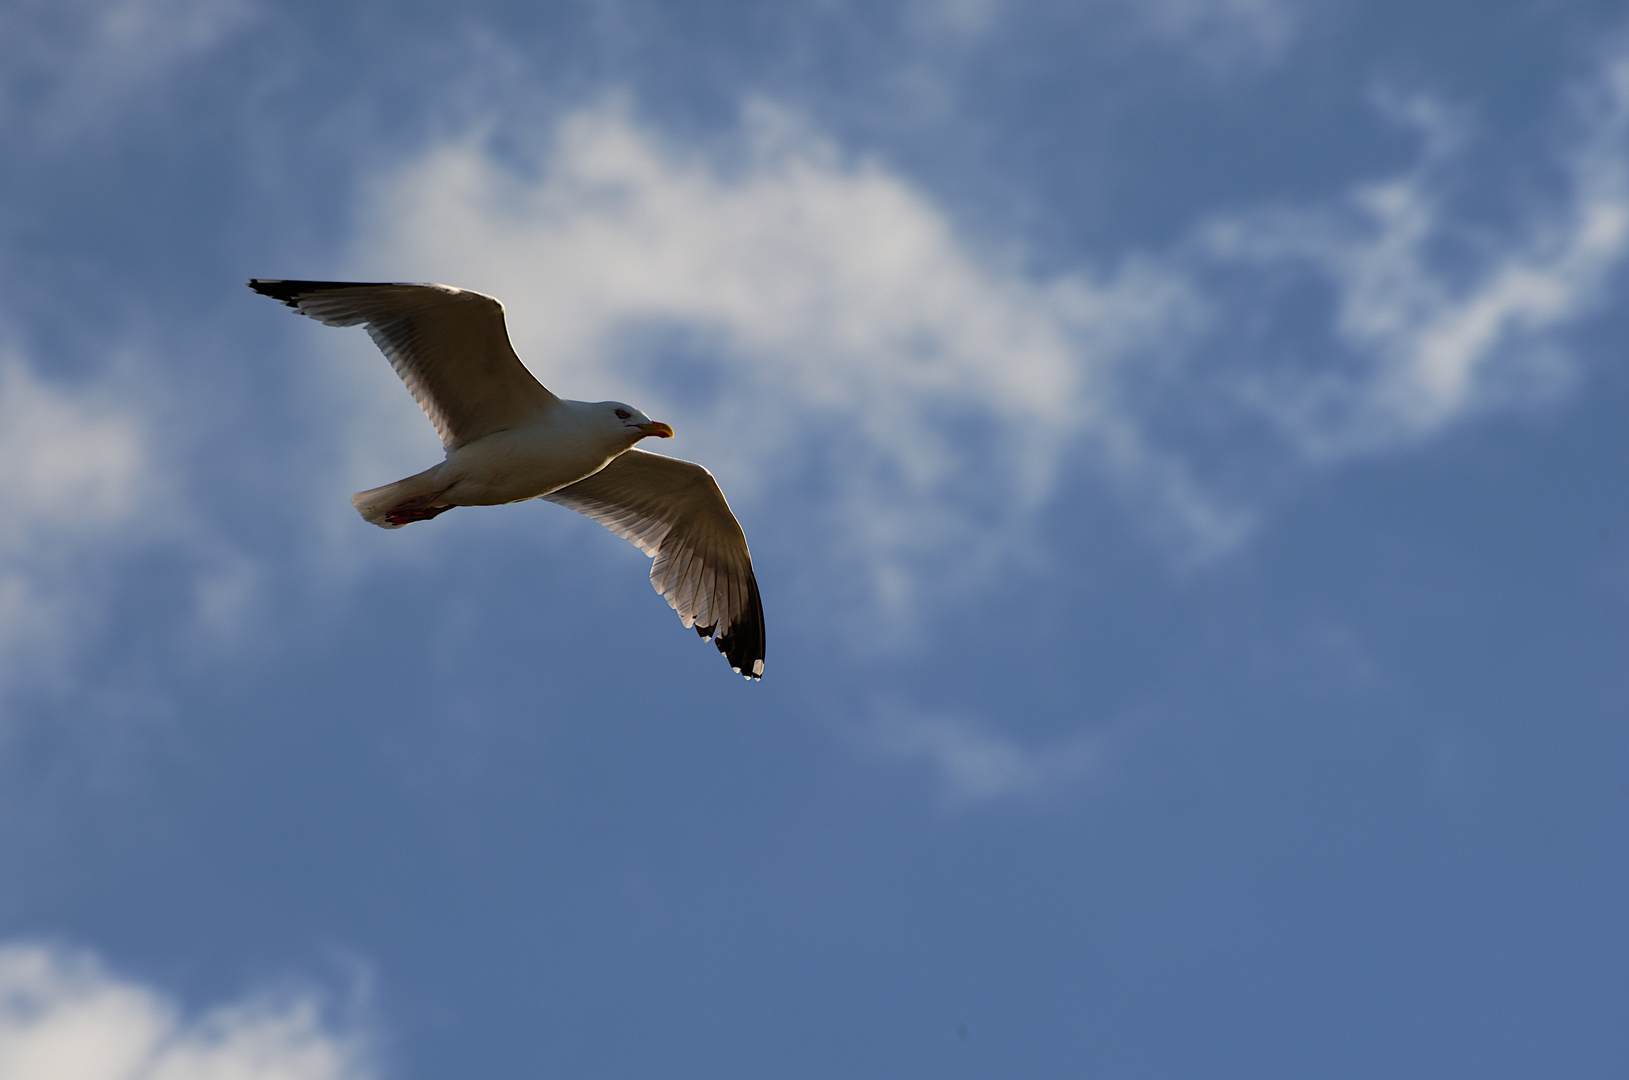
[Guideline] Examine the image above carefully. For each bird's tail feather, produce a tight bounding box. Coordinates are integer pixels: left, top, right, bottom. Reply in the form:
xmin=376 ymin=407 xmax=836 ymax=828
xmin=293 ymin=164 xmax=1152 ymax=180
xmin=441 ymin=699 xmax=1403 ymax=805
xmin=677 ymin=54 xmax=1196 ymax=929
xmin=351 ymin=466 xmax=453 ymax=528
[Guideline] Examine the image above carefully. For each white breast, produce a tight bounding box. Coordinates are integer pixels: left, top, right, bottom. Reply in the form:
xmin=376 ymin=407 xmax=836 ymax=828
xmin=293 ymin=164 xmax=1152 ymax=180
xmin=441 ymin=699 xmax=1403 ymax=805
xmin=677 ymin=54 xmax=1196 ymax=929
xmin=437 ymin=414 xmax=627 ymax=507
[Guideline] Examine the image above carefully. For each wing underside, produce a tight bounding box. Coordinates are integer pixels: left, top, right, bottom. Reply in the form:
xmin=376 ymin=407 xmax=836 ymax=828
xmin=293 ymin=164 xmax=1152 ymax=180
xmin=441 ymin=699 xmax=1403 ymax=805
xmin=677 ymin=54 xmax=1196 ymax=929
xmin=249 ymin=279 xmax=558 ymax=449
xmin=544 ymin=449 xmax=765 ymax=679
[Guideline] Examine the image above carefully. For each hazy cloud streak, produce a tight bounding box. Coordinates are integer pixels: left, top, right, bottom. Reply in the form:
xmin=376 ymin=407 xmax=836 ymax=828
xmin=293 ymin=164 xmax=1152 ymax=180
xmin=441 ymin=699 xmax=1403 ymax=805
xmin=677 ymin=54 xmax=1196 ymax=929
xmin=0 ymin=356 xmax=149 ymax=691
xmin=865 ymin=705 xmax=1101 ymax=806
xmin=0 ymin=0 xmax=257 ymax=150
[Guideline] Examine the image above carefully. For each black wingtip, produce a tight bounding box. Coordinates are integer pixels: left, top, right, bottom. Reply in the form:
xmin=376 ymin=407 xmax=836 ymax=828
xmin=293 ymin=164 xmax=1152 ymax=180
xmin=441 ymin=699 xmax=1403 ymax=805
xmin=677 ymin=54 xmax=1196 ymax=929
xmin=713 ymin=571 xmax=765 ymax=681
xmin=247 ymin=278 xmax=305 ymax=307
xmin=247 ymin=279 xmax=404 ymax=308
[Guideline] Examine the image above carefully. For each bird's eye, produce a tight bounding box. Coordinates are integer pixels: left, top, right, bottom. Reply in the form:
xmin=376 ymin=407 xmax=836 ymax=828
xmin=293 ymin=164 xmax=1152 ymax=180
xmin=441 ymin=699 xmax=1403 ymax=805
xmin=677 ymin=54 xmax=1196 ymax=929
xmin=615 ymin=409 xmax=631 ymax=420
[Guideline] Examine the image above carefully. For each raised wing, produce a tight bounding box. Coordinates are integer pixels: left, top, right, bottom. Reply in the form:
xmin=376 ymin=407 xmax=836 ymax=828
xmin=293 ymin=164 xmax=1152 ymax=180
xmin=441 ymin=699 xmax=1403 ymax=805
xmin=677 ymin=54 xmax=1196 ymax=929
xmin=249 ymin=280 xmax=559 ymax=450
xmin=544 ymin=449 xmax=765 ymax=680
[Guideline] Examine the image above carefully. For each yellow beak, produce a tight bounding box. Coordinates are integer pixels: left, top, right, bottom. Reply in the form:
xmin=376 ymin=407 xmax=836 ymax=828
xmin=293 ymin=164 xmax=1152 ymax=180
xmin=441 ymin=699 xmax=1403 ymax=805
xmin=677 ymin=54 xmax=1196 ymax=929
xmin=638 ymin=421 xmax=674 ymax=439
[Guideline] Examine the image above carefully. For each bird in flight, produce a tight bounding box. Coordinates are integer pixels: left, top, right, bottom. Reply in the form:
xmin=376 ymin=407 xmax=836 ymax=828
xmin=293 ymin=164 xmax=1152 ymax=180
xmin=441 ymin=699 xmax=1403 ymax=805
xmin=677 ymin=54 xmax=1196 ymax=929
xmin=249 ymin=279 xmax=765 ymax=680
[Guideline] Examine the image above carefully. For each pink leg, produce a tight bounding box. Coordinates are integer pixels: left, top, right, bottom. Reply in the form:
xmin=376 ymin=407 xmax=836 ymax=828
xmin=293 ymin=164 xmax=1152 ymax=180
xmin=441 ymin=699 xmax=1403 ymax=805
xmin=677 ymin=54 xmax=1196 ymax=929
xmin=384 ymin=493 xmax=456 ymax=525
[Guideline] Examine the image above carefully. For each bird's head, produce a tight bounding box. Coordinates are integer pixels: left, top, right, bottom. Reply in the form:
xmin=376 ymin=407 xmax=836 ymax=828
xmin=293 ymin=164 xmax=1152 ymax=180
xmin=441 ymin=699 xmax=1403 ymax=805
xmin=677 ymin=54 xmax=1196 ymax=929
xmin=600 ymin=401 xmax=673 ymax=444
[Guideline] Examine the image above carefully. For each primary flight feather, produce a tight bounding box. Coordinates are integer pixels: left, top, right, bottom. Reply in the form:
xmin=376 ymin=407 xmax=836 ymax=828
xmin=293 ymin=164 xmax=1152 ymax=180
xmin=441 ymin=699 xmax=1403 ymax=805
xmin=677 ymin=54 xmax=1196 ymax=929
xmin=249 ymin=279 xmax=765 ymax=680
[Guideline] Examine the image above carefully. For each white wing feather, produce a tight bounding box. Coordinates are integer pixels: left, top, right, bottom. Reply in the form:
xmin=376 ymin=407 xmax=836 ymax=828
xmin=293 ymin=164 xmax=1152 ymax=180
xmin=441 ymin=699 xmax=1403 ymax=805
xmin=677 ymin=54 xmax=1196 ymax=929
xmin=249 ymin=280 xmax=558 ymax=449
xmin=544 ymin=449 xmax=765 ymax=679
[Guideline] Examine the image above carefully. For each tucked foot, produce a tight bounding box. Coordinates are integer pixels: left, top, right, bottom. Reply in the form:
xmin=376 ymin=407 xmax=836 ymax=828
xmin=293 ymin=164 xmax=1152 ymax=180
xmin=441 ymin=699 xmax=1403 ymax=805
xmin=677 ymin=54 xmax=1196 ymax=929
xmin=383 ymin=494 xmax=456 ymax=525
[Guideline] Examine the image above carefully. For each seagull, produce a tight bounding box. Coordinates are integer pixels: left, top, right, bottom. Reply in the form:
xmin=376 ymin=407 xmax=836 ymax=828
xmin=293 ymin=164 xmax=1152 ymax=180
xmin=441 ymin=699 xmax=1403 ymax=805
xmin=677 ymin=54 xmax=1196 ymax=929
xmin=249 ymin=279 xmax=765 ymax=680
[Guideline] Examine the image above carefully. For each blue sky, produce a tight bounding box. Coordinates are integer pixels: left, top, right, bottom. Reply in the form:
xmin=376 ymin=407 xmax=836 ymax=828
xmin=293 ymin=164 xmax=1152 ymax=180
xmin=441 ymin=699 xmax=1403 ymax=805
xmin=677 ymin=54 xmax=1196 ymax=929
xmin=0 ymin=1 xmax=1625 ymax=1077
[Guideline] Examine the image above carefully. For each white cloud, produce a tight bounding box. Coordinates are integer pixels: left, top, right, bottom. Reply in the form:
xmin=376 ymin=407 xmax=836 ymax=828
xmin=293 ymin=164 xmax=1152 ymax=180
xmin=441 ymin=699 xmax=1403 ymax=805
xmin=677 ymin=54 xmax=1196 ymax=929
xmin=0 ymin=0 xmax=256 ymax=148
xmin=864 ymin=707 xmax=1100 ymax=806
xmin=346 ymin=99 xmax=1212 ymax=625
xmin=0 ymin=942 xmax=372 ymax=1080
xmin=0 ymin=348 xmax=258 ymax=717
xmin=1200 ymin=68 xmax=1629 ymax=457
xmin=0 ymin=355 xmax=150 ymax=687
xmin=0 ymin=359 xmax=146 ymax=541
xmin=333 ymin=42 xmax=1629 ymax=634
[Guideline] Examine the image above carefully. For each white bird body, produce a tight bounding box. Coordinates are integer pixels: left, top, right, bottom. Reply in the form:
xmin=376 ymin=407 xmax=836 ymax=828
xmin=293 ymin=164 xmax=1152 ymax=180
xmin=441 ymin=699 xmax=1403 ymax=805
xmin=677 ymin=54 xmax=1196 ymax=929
xmin=353 ymin=399 xmax=649 ymax=523
xmin=250 ymin=278 xmax=765 ymax=679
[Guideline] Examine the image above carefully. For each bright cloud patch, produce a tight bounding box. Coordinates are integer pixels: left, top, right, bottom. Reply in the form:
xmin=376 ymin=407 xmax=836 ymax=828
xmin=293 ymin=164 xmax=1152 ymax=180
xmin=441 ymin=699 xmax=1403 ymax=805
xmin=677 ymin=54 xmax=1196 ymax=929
xmin=0 ymin=343 xmax=264 ymax=718
xmin=350 ymin=100 xmax=1207 ymax=620
xmin=0 ymin=359 xmax=144 ymax=538
xmin=0 ymin=942 xmax=372 ymax=1080
xmin=0 ymin=356 xmax=149 ymax=688
xmin=343 ymin=47 xmax=1629 ymax=629
xmin=867 ymin=707 xmax=1100 ymax=806
xmin=0 ymin=0 xmax=256 ymax=147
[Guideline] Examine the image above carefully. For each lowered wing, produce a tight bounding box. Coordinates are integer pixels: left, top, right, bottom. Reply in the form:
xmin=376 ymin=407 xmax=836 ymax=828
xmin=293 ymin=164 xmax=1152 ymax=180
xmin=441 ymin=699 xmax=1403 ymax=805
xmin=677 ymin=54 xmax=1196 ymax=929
xmin=544 ymin=448 xmax=765 ymax=679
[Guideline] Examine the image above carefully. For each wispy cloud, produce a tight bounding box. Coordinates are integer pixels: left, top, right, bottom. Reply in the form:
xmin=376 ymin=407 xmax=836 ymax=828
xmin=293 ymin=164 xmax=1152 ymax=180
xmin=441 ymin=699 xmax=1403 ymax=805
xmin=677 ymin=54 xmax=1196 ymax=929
xmin=863 ymin=705 xmax=1101 ymax=806
xmin=343 ymin=98 xmax=1216 ymax=626
xmin=0 ymin=0 xmax=256 ymax=150
xmin=906 ymin=0 xmax=1299 ymax=66
xmin=0 ymin=941 xmax=373 ymax=1080
xmin=1199 ymin=69 xmax=1629 ymax=457
xmin=10 ymin=18 xmax=1597 ymax=736
xmin=340 ymin=44 xmax=1629 ymax=630
xmin=0 ymin=358 xmax=147 ymax=541
xmin=0 ymin=347 xmax=257 ymax=726
xmin=0 ymin=354 xmax=149 ymax=692
xmin=906 ymin=0 xmax=999 ymax=39
xmin=1119 ymin=0 xmax=1300 ymax=68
